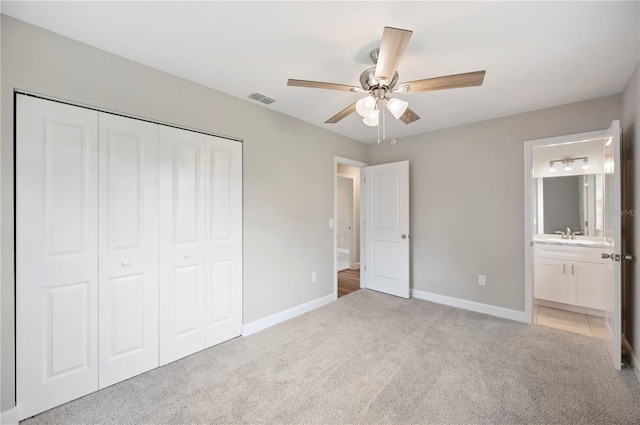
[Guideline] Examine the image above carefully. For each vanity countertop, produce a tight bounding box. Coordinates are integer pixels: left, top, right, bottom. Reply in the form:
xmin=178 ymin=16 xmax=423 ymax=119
xmin=533 ymin=237 xmax=609 ymax=249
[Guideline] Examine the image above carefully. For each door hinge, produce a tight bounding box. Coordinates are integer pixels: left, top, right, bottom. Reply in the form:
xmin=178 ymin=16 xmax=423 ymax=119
xmin=364 ymin=265 xmax=366 ymax=271
xmin=364 ymin=177 xmax=366 ymax=184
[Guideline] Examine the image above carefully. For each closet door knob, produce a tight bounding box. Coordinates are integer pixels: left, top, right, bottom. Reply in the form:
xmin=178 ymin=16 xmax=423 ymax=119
xmin=121 ymin=261 xmax=130 ymax=267
xmin=184 ymin=254 xmax=191 ymax=259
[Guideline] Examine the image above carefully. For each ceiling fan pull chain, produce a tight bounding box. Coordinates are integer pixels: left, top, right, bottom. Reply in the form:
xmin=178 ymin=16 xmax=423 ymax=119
xmin=382 ymin=104 xmax=386 ymax=142
xmin=377 ymin=102 xmax=382 ymax=144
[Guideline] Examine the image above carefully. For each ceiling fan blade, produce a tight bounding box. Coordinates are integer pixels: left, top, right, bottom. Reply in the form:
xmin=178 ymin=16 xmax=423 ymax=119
xmin=399 ymin=107 xmax=420 ymax=124
xmin=397 ymin=70 xmax=486 ymax=94
xmin=325 ymin=103 xmax=357 ymax=124
xmin=374 ymin=27 xmax=413 ymax=84
xmin=287 ymin=79 xmax=361 ymax=92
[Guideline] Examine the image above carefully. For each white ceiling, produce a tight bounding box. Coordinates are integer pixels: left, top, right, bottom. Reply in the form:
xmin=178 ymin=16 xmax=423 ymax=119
xmin=2 ymin=1 xmax=639 ymax=144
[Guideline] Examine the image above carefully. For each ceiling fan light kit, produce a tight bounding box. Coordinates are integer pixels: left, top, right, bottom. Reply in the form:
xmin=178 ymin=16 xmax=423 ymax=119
xmin=287 ymin=26 xmax=486 ymax=144
xmin=386 ymin=98 xmax=409 ymax=119
xmin=355 ymin=95 xmax=376 ymax=117
xmin=362 ymin=109 xmax=379 ymax=127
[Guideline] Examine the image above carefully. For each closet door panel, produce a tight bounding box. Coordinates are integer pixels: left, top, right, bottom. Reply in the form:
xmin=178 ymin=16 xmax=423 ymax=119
xmin=159 ymin=126 xmax=207 ymax=366
xmin=98 ymin=113 xmax=159 ymax=389
xmin=16 ymin=95 xmax=99 ymax=420
xmin=205 ymin=137 xmax=243 ymax=347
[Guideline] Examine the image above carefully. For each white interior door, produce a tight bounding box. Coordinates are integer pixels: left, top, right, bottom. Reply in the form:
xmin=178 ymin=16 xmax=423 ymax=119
xmin=16 ymin=95 xmax=99 ymax=419
xmin=204 ymin=136 xmax=243 ymax=347
xmin=602 ymin=120 xmax=622 ymax=370
xmin=98 ymin=113 xmax=159 ymax=388
xmin=159 ymin=126 xmax=207 ymax=365
xmin=363 ymin=161 xmax=410 ymax=298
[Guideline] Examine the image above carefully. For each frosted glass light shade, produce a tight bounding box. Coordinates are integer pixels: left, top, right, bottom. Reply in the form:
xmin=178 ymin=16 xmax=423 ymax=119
xmin=355 ymin=96 xmax=376 ymax=117
xmin=386 ymin=98 xmax=409 ymax=119
xmin=362 ymin=109 xmax=379 ymax=127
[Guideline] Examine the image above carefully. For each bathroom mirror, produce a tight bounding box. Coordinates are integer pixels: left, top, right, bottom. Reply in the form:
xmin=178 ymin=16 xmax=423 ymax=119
xmin=533 ymin=173 xmax=603 ymax=236
xmin=531 ymin=138 xmax=606 ymax=237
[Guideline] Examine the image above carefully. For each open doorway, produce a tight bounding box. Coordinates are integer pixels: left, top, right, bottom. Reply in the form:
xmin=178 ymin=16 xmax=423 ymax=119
xmin=524 ymin=121 xmax=624 ymax=369
xmin=529 ymin=137 xmax=608 ymax=338
xmin=334 ymin=157 xmax=367 ymax=298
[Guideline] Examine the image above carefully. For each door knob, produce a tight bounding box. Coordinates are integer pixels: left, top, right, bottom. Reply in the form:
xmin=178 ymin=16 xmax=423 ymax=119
xmin=401 ymin=234 xmax=408 ymax=239
xmin=121 ymin=261 xmax=130 ymax=267
xmin=184 ymin=254 xmax=191 ymax=259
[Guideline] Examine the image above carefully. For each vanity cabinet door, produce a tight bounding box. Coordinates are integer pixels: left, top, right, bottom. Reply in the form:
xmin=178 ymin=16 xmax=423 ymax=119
xmin=534 ymin=258 xmax=568 ymax=303
xmin=568 ymin=261 xmax=606 ymax=310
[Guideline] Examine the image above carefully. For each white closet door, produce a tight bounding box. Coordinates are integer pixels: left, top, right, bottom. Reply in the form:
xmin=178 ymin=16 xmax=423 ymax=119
xmin=98 ymin=113 xmax=159 ymax=388
xmin=159 ymin=126 xmax=207 ymax=365
xmin=16 ymin=95 xmax=99 ymax=419
xmin=205 ymin=136 xmax=242 ymax=347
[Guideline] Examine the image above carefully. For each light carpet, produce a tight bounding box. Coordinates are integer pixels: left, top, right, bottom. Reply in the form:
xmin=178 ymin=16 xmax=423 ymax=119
xmin=22 ymin=290 xmax=640 ymax=424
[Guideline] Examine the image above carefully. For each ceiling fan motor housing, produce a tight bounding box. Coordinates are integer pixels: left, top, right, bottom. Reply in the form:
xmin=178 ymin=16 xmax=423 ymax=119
xmin=359 ymin=67 xmax=399 ymax=92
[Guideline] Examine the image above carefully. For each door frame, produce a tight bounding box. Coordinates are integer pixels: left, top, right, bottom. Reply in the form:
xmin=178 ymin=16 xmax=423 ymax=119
xmin=334 ymin=156 xmax=368 ymax=299
xmin=524 ymin=128 xmax=609 ymax=324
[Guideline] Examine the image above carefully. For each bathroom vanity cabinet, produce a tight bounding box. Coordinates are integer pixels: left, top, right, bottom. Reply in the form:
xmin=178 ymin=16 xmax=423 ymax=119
xmin=534 ymin=243 xmax=606 ymax=311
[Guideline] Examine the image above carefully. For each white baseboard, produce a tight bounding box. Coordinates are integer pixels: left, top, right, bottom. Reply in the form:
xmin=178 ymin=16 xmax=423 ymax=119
xmin=242 ymin=293 xmax=335 ymax=336
xmin=411 ymin=289 xmax=528 ymax=323
xmin=1 ymin=407 xmax=19 ymax=425
xmin=623 ymin=338 xmax=640 ymax=384
xmin=337 ymin=248 xmax=349 ymax=254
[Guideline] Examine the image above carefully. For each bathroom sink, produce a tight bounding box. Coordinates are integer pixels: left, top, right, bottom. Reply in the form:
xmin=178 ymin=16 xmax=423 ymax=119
xmin=533 ymin=237 xmax=608 ymax=248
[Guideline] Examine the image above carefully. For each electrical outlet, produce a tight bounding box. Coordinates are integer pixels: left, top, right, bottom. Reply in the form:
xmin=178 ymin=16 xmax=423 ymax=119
xmin=478 ymin=275 xmax=486 ymax=286
xmin=311 ymin=272 xmax=317 ymax=283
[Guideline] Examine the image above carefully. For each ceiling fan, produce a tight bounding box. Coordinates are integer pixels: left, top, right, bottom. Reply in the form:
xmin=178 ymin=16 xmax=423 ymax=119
xmin=287 ymin=26 xmax=486 ymax=142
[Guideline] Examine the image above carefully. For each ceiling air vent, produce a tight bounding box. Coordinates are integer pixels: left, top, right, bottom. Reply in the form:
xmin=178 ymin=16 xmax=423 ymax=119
xmin=248 ymin=92 xmax=276 ymax=105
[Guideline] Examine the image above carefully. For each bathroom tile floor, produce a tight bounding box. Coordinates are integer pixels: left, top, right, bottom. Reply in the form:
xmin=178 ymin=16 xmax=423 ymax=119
xmin=534 ymin=304 xmax=606 ymax=339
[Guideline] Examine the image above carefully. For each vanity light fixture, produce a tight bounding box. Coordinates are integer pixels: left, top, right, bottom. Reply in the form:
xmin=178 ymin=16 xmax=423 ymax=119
xmin=547 ymin=156 xmax=589 ymax=173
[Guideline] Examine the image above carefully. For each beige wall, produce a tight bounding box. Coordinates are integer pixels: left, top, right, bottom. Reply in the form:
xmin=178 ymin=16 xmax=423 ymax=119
xmin=2 ymin=11 xmax=636 ymax=415
xmin=368 ymin=95 xmax=622 ymax=312
xmin=0 ymin=15 xmax=368 ymax=410
xmin=622 ymin=62 xmax=639 ymax=357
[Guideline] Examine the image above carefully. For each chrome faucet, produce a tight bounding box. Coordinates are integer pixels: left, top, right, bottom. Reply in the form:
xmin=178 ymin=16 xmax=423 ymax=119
xmin=555 ymin=230 xmax=569 ymax=239
xmin=555 ymin=228 xmax=582 ymax=239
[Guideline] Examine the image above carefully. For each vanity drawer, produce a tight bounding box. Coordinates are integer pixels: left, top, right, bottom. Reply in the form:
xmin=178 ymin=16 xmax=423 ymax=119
xmin=534 ymin=244 xmax=606 ymax=263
